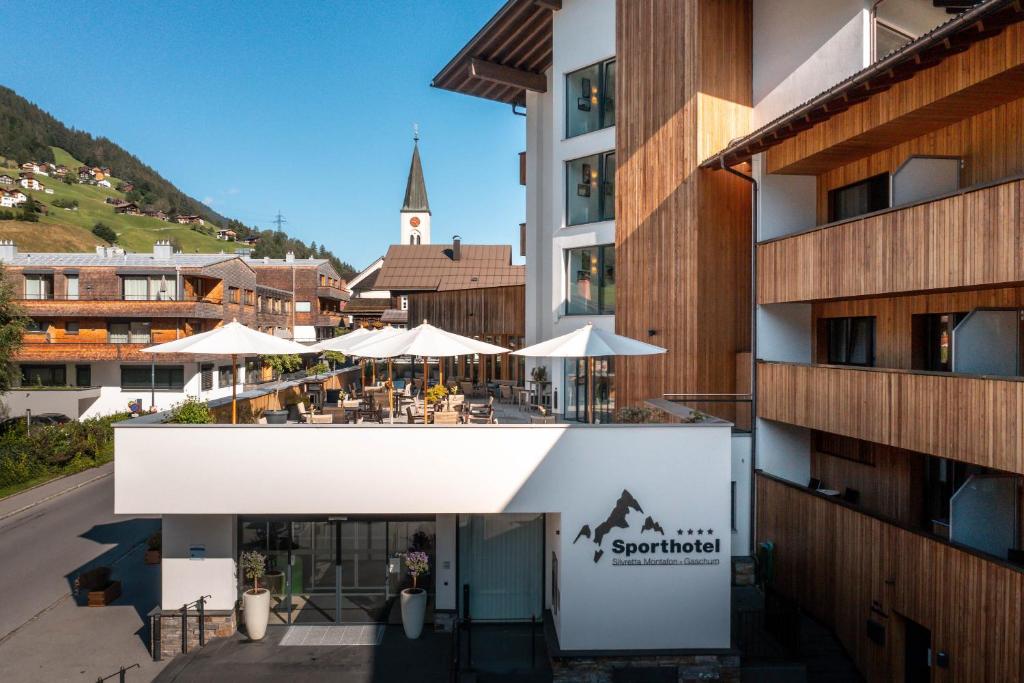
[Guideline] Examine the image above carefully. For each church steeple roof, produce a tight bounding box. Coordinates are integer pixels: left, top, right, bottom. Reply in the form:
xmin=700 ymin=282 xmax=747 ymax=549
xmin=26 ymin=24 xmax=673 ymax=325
xmin=401 ymin=134 xmax=430 ymax=214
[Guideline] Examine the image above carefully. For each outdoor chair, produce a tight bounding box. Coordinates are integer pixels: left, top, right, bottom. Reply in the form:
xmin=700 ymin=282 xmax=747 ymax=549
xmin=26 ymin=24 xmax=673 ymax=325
xmin=467 ymin=395 xmax=494 ymax=416
xmin=294 ymin=403 xmax=312 ymax=423
xmin=433 ymin=411 xmax=460 ymax=425
xmin=529 ymin=405 xmax=556 ymax=424
xmin=465 ymin=408 xmax=495 ymax=424
xmin=405 ymin=406 xmax=426 ymax=424
xmin=499 ymin=384 xmax=513 ymax=404
xmin=447 ymin=394 xmax=465 ymax=411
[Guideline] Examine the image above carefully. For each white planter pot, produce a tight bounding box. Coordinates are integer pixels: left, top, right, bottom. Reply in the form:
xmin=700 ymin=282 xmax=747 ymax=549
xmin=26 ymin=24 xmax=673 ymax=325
xmin=400 ymin=588 xmax=427 ymax=639
xmin=243 ymin=589 xmax=270 ymax=641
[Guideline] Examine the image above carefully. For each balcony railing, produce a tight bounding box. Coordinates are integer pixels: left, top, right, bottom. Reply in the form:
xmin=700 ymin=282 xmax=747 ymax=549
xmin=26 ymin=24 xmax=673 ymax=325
xmin=758 ymin=176 xmax=1024 ymax=304
xmin=757 ymin=360 xmax=1024 ymax=474
xmin=20 ymin=293 xmax=223 ymax=303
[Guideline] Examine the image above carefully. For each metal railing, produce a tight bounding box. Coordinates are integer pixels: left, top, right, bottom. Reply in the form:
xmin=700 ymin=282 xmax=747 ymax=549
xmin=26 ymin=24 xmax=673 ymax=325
xmin=20 ymin=293 xmax=224 ymax=304
xmin=95 ymin=664 xmax=139 ymax=683
xmin=661 ymin=393 xmax=753 ymax=433
xmin=178 ymin=595 xmax=212 ymax=655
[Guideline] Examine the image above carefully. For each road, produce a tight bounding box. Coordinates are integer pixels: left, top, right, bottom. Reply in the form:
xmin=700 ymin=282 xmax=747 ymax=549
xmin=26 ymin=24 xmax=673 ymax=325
xmin=0 ymin=464 xmax=165 ymax=681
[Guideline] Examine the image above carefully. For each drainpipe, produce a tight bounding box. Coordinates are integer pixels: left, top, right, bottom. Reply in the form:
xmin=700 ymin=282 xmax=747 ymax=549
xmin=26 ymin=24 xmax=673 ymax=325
xmin=721 ymin=159 xmax=758 ymax=558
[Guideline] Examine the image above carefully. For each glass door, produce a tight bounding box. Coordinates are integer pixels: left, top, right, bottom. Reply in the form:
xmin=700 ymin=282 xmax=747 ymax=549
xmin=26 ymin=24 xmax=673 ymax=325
xmin=564 ymin=358 xmax=587 ymax=422
xmin=340 ymin=521 xmax=389 ymax=622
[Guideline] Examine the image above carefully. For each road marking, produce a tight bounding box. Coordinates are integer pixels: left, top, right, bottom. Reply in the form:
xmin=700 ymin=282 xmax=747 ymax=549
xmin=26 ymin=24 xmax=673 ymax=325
xmin=0 ymin=470 xmax=113 ymax=523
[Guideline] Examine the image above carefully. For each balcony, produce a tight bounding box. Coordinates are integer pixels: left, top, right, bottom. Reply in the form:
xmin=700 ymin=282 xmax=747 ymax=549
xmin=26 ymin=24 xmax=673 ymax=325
xmin=15 ymin=342 xmax=164 ymax=362
xmin=758 ymin=177 xmax=1024 ymax=304
xmin=757 ymin=360 xmax=1024 ymax=474
xmin=2 ymin=385 xmax=103 ymax=419
xmin=19 ymin=295 xmax=225 ymax=319
xmin=316 ymin=286 xmax=348 ymax=302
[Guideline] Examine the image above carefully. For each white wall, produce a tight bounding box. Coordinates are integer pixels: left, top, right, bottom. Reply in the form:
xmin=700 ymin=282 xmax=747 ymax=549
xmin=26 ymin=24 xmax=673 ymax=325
xmin=757 ymin=304 xmax=812 ymax=363
xmin=117 ymin=422 xmax=732 ymax=651
xmin=525 ymin=0 xmax=616 ymax=411
xmin=754 ymin=154 xmax=818 ymax=241
xmin=753 ymin=0 xmax=871 ymax=126
xmin=756 ymin=418 xmax=811 ymax=485
xmin=162 ymin=514 xmax=237 ymax=610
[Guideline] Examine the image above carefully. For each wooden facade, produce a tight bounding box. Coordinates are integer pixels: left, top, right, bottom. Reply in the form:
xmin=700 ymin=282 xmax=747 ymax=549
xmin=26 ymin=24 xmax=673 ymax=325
xmin=757 ymin=473 xmax=1024 ymax=683
xmin=764 ymin=24 xmax=1024 ymax=175
xmin=758 ymin=360 xmax=1024 ymax=476
xmin=614 ymin=0 xmax=752 ymax=408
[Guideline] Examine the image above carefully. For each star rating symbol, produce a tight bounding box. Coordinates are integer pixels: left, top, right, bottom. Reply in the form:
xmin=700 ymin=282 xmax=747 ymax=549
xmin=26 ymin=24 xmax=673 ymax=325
xmin=676 ymin=529 xmax=684 ymax=536
xmin=687 ymin=529 xmax=694 ymax=535
xmin=707 ymin=529 xmax=714 ymax=535
xmin=697 ymin=529 xmax=704 ymax=535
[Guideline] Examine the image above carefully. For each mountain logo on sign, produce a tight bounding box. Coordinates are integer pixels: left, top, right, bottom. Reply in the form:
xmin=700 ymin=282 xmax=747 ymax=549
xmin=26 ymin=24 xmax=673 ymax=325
xmin=573 ymin=489 xmax=664 ymax=563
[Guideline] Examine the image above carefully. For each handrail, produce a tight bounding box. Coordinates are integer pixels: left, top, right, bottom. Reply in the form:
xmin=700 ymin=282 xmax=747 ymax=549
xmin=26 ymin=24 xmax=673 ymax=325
xmin=757 ymin=359 xmax=1024 ymax=385
xmin=95 ymin=664 xmax=139 ymax=683
xmin=20 ymin=294 xmax=225 ymax=304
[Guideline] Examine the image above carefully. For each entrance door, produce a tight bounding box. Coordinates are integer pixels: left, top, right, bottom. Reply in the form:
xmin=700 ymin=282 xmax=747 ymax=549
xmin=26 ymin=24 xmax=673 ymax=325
xmin=904 ymin=617 xmax=932 ymax=683
xmin=340 ymin=521 xmax=389 ymax=622
xmin=288 ymin=521 xmax=339 ymax=623
xmin=564 ymin=358 xmax=587 ymax=422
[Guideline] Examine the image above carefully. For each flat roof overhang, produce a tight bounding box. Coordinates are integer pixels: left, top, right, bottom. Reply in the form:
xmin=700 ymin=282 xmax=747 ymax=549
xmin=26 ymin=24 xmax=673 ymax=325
xmin=431 ymin=0 xmax=556 ymax=105
xmin=702 ymin=0 xmax=1024 ymax=171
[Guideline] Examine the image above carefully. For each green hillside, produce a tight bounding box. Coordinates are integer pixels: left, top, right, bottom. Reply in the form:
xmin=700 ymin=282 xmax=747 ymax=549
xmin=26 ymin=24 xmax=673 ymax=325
xmin=0 ymin=148 xmax=230 ymax=254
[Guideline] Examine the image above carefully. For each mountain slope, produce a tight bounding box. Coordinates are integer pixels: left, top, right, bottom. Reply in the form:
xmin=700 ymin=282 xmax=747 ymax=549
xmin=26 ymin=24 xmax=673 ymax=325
xmin=0 ymin=86 xmax=357 ymax=279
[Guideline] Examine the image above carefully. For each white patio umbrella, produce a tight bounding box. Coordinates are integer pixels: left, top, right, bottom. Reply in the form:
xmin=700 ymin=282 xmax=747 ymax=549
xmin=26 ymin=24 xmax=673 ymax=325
xmin=512 ymin=323 xmax=666 ymax=423
xmin=350 ymin=320 xmax=510 ymax=425
xmin=345 ymin=325 xmax=406 ymax=386
xmin=142 ymin=320 xmax=315 ymax=424
xmin=311 ymin=326 xmax=374 ymax=353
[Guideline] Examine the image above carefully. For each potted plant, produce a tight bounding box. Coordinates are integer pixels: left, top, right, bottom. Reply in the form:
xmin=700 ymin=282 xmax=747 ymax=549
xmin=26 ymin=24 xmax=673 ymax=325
xmin=144 ymin=531 xmax=161 ymax=565
xmin=240 ymin=550 xmax=270 ymax=641
xmin=400 ymin=551 xmax=430 ymax=639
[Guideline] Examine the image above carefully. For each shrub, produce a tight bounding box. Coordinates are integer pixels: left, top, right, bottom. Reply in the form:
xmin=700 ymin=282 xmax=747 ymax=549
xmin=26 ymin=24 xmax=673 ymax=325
xmin=53 ymin=198 xmax=78 ymax=209
xmin=306 ymin=361 xmax=329 ymax=376
xmin=167 ymin=396 xmax=213 ymax=424
xmin=92 ymin=222 xmax=117 ymax=243
xmin=425 ymin=384 xmax=448 ymax=405
xmin=403 ymin=551 xmax=430 ymax=589
xmin=613 ymin=406 xmax=663 ymax=424
xmin=239 ymin=551 xmax=266 ymax=592
xmin=263 ymin=354 xmax=302 ymax=376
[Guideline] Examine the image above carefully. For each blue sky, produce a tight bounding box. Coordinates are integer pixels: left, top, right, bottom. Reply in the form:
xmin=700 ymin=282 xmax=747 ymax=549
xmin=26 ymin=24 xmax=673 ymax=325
xmin=2 ymin=1 xmax=523 ymax=269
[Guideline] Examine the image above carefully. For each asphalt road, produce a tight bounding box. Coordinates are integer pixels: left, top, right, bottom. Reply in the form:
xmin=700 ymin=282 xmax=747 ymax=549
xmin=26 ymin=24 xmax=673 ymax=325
xmin=0 ymin=466 xmax=158 ymax=641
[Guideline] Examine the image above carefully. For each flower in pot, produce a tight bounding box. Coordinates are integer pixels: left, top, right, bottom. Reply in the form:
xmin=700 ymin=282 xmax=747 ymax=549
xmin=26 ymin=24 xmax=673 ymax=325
xmin=239 ymin=550 xmax=270 ymax=641
xmin=144 ymin=531 xmax=161 ymax=565
xmin=400 ymin=551 xmax=430 ymax=639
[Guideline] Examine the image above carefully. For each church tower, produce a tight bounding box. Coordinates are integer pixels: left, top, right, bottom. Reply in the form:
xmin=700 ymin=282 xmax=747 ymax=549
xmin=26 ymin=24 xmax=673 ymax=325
xmin=400 ymin=128 xmax=431 ymax=245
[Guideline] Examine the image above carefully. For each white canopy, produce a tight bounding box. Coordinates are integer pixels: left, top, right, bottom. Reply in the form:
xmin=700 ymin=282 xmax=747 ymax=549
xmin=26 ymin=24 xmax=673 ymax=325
xmin=141 ymin=321 xmax=314 ymax=356
xmin=511 ymin=323 xmax=666 ymax=358
xmin=342 ymin=326 xmax=407 ymax=356
xmin=311 ymin=326 xmax=375 ymax=353
xmin=349 ymin=321 xmax=509 ymax=359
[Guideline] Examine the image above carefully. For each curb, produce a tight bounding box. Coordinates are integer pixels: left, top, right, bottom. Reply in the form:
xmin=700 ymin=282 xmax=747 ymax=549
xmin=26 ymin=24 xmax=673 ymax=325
xmin=0 ymin=469 xmax=113 ymax=523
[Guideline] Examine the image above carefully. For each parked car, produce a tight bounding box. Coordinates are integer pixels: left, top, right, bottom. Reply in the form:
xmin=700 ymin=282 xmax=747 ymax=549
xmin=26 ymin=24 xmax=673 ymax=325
xmin=0 ymin=413 xmax=71 ymax=432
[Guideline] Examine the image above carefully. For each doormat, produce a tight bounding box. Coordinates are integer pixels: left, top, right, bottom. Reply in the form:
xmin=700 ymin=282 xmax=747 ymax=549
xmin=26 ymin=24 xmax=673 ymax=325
xmin=279 ymin=624 xmax=385 ymax=646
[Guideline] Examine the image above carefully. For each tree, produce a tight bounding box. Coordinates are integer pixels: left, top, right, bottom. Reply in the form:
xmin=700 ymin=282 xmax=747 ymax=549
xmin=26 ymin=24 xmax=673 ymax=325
xmin=92 ymin=222 xmax=117 ymax=243
xmin=0 ymin=265 xmax=27 ymax=393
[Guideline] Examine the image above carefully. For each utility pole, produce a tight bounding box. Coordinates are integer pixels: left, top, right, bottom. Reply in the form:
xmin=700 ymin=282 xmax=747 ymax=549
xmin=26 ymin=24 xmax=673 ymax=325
xmin=272 ymin=211 xmax=287 ymax=232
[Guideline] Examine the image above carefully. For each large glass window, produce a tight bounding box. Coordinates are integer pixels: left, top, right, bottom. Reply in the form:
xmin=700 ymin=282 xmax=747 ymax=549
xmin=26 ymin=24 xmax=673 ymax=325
xmin=458 ymin=514 xmax=543 ymax=621
xmin=24 ymin=274 xmax=54 ymax=300
xmin=828 ymin=173 xmax=890 ymax=222
xmin=825 ymin=317 xmax=876 ymax=367
xmin=567 ymin=152 xmax=615 ymax=225
xmin=109 ymin=321 xmax=151 ymax=344
xmin=120 ymin=365 xmax=184 ymax=390
xmin=566 ymin=59 xmax=615 ymax=137
xmin=65 ymin=274 xmax=79 ymax=300
xmin=75 ymin=364 xmax=91 ymax=387
xmin=21 ymin=364 xmax=66 ymax=387
xmin=122 ymin=275 xmax=177 ymax=301
xmin=566 ymin=244 xmax=615 ymax=315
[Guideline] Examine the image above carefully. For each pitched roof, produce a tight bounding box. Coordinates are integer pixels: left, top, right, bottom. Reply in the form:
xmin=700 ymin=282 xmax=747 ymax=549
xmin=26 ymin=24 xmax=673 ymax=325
xmin=375 ymin=243 xmax=524 ymax=292
xmin=380 ymin=308 xmax=409 ymax=324
xmin=344 ymin=297 xmax=390 ymax=314
xmin=401 ymin=142 xmax=430 ymax=213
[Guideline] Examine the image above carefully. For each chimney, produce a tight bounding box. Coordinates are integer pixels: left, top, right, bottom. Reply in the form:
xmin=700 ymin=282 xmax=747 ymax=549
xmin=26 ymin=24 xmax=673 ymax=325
xmin=285 ymin=251 xmax=295 ymax=263
xmin=452 ymin=235 xmax=461 ymax=261
xmin=0 ymin=240 xmax=17 ymax=262
xmin=263 ymin=256 xmax=270 ymax=264
xmin=96 ymin=245 xmax=106 ymax=256
xmin=153 ymin=240 xmax=173 ymax=259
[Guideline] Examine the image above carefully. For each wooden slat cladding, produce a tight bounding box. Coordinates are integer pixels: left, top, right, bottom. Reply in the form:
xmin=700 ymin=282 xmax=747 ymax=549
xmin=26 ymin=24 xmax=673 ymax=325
xmin=757 ymin=473 xmax=1024 ymax=683
xmin=407 ymin=285 xmax=524 ymax=339
xmin=615 ymin=0 xmax=752 ymax=408
xmin=758 ymin=361 xmax=1024 ymax=474
xmin=812 ymin=285 xmax=1024 ymax=369
xmin=765 ymin=24 xmax=1024 ymax=175
xmin=758 ymin=177 xmax=1024 ymax=304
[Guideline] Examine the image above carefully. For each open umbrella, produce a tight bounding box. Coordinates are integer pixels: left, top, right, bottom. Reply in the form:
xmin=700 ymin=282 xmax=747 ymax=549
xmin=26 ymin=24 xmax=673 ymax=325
xmin=512 ymin=323 xmax=666 ymax=423
xmin=311 ymin=326 xmax=374 ymax=354
xmin=346 ymin=326 xmax=406 ymax=389
xmin=142 ymin=320 xmax=315 ymax=424
xmin=350 ymin=320 xmax=509 ymax=424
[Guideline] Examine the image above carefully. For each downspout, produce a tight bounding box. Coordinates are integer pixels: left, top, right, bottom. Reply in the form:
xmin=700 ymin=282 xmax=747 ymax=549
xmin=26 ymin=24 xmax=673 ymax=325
xmin=721 ymin=159 xmax=758 ymax=558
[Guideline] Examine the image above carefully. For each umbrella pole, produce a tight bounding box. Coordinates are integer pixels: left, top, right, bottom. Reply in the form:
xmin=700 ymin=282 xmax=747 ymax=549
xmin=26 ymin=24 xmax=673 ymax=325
xmin=231 ymin=353 xmax=238 ymax=425
xmin=372 ymin=360 xmax=376 ymax=385
xmin=388 ymin=358 xmax=394 ymax=425
xmin=423 ymin=357 xmax=429 ymax=426
xmin=587 ymin=357 xmax=594 ymax=424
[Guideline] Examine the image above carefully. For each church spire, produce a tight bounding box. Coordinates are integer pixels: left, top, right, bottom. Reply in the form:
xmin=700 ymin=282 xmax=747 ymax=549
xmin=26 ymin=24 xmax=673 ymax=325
xmin=402 ymin=127 xmax=430 ymax=214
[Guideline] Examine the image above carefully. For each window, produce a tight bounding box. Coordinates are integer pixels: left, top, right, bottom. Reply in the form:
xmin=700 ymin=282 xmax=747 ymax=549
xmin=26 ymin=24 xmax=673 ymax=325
xmin=122 ymin=275 xmax=177 ymax=301
xmin=24 ymin=274 xmax=54 ymax=300
xmin=825 ymin=317 xmax=875 ymax=367
xmin=201 ymin=363 xmax=214 ymax=391
xmin=109 ymin=321 xmax=151 ymax=344
xmin=828 ymin=173 xmax=889 ymax=222
xmin=65 ymin=321 xmax=80 ymax=334
xmin=257 ymin=295 xmax=264 ymax=312
xmin=25 ymin=319 xmax=45 ymax=333
xmin=228 ymin=287 xmax=240 ymax=304
xmin=65 ymin=274 xmax=79 ymax=300
xmin=912 ymin=312 xmax=967 ymax=372
xmin=120 ymin=365 xmax=184 ymax=390
xmin=566 ymin=151 xmax=615 ymax=225
xmin=566 ymin=245 xmax=615 ymax=315
xmin=218 ymin=365 xmax=235 ymax=387
xmin=400 ymin=296 xmax=408 ymax=311
xmin=566 ymin=58 xmax=615 ymax=137
xmin=296 ymin=301 xmax=311 ymax=313
xmin=75 ymin=364 xmax=91 ymax=387
xmin=21 ymin=364 xmax=66 ymax=387
xmin=243 ymin=290 xmax=254 ymax=306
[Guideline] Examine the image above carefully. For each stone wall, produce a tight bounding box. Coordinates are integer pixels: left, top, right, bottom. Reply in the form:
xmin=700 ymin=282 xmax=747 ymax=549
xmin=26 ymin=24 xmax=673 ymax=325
xmin=151 ymin=608 xmax=236 ymax=660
